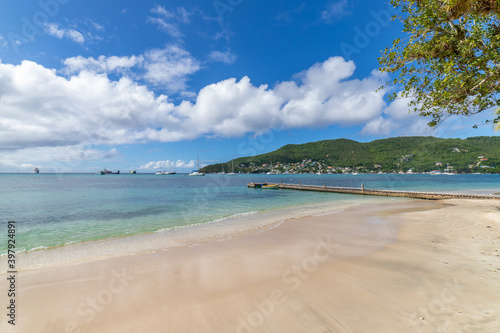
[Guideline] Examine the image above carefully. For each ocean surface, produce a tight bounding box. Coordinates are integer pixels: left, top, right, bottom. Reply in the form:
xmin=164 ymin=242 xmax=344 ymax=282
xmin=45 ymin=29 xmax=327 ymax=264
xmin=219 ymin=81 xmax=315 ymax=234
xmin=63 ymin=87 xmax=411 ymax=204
xmin=1 ymin=173 xmax=499 ymax=257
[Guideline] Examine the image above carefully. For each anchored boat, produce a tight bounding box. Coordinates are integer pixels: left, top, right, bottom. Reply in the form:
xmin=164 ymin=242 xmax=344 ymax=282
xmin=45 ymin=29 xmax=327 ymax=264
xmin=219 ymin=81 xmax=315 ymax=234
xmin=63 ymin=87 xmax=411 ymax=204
xmin=262 ymin=184 xmax=280 ymax=189
xmin=189 ymin=153 xmax=205 ymax=176
xmin=100 ymin=169 xmax=120 ymax=175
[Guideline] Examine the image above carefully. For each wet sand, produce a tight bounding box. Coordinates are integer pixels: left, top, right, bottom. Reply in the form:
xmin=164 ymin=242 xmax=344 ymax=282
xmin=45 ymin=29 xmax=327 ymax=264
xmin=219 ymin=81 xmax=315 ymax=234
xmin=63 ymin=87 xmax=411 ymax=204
xmin=1 ymin=199 xmax=499 ymax=332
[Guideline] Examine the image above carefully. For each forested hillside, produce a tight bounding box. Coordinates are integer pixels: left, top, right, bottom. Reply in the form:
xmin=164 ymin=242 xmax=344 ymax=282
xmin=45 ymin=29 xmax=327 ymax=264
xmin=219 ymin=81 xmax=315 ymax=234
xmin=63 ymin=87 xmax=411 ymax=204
xmin=201 ymin=136 xmax=500 ymax=174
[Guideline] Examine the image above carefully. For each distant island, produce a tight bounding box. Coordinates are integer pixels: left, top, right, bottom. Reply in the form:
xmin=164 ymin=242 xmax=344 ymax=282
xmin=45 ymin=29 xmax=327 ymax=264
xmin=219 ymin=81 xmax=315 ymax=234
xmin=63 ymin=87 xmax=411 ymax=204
xmin=201 ymin=136 xmax=500 ymax=174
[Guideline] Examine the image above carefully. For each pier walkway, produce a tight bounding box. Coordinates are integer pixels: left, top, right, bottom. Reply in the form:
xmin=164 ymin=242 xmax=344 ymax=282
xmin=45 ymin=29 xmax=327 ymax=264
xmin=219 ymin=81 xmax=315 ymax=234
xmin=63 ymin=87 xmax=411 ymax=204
xmin=247 ymin=182 xmax=500 ymax=200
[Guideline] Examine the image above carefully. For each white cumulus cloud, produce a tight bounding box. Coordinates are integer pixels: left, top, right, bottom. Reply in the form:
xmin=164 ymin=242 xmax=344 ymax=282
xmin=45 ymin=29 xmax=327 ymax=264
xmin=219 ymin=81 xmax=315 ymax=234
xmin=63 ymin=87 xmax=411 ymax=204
xmin=142 ymin=46 xmax=200 ymax=92
xmin=44 ymin=23 xmax=85 ymax=44
xmin=62 ymin=55 xmax=143 ymax=74
xmin=139 ymin=160 xmax=196 ymax=170
xmin=62 ymin=45 xmax=200 ymax=93
xmin=361 ymin=94 xmax=432 ymax=136
xmin=0 ymin=60 xmax=177 ymax=149
xmin=0 ymin=56 xmax=408 ymax=168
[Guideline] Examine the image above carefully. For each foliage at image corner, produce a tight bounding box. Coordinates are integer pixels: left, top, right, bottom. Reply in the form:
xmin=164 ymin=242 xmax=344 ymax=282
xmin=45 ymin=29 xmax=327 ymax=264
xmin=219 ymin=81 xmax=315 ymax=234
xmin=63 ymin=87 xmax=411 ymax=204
xmin=379 ymin=0 xmax=500 ymax=129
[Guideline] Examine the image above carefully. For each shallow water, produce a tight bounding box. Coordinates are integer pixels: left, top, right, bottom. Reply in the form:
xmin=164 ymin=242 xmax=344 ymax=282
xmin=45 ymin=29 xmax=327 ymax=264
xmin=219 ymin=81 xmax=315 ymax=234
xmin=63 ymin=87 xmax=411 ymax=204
xmin=0 ymin=173 xmax=498 ymax=255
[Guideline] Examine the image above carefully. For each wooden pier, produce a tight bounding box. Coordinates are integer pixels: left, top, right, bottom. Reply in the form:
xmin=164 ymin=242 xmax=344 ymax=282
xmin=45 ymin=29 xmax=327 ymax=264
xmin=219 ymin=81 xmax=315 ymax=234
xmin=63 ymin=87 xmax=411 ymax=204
xmin=248 ymin=182 xmax=500 ymax=200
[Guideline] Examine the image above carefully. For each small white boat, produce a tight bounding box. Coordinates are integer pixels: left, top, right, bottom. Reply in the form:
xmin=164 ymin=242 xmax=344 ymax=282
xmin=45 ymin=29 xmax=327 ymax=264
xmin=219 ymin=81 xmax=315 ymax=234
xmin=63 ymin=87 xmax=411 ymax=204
xmin=188 ymin=171 xmax=205 ymax=176
xmin=189 ymin=153 xmax=205 ymax=176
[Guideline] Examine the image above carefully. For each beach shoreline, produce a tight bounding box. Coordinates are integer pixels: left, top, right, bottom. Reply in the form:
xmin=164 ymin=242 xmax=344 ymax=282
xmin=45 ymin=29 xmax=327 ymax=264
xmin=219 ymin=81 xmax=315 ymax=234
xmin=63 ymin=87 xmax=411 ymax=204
xmin=2 ymin=196 xmax=401 ymax=271
xmin=1 ymin=198 xmax=499 ymax=332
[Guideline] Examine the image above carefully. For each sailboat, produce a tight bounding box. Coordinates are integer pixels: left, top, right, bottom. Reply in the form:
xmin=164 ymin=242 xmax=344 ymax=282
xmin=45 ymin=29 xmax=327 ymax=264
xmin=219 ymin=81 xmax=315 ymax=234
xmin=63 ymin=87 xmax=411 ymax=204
xmin=266 ymin=161 xmax=276 ymax=175
xmin=227 ymin=160 xmax=236 ymax=175
xmin=218 ymin=164 xmax=226 ymax=175
xmin=189 ymin=153 xmax=205 ymax=176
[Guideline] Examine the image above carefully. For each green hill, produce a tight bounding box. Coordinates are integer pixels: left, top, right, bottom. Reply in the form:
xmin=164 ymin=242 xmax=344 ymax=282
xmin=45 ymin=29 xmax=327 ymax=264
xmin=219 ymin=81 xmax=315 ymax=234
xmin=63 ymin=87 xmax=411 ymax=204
xmin=201 ymin=136 xmax=500 ymax=174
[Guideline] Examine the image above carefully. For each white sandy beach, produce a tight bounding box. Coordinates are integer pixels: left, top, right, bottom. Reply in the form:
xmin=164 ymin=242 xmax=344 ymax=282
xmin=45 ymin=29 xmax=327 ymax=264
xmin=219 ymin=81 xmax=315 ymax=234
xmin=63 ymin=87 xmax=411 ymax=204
xmin=1 ymin=199 xmax=499 ymax=332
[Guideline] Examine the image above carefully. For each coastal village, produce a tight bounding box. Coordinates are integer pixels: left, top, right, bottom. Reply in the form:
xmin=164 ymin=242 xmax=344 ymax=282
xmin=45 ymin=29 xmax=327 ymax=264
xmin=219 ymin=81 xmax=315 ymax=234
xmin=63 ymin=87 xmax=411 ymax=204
xmin=201 ymin=137 xmax=500 ymax=175
xmin=214 ymin=152 xmax=496 ymax=175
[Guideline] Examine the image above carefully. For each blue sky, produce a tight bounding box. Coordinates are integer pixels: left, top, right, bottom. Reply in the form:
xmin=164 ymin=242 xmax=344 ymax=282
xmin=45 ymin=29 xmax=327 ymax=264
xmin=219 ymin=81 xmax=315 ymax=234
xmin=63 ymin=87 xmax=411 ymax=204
xmin=0 ymin=0 xmax=497 ymax=172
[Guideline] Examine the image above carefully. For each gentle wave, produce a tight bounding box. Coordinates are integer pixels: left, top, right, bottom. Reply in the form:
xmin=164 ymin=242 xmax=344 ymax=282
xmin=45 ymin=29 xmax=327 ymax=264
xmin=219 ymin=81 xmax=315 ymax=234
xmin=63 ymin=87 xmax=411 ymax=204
xmin=154 ymin=211 xmax=259 ymax=233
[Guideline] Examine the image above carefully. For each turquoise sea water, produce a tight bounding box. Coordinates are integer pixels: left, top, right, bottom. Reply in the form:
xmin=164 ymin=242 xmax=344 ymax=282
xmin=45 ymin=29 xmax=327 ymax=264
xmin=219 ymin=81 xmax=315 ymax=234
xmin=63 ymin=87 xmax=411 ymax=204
xmin=0 ymin=173 xmax=499 ymax=255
